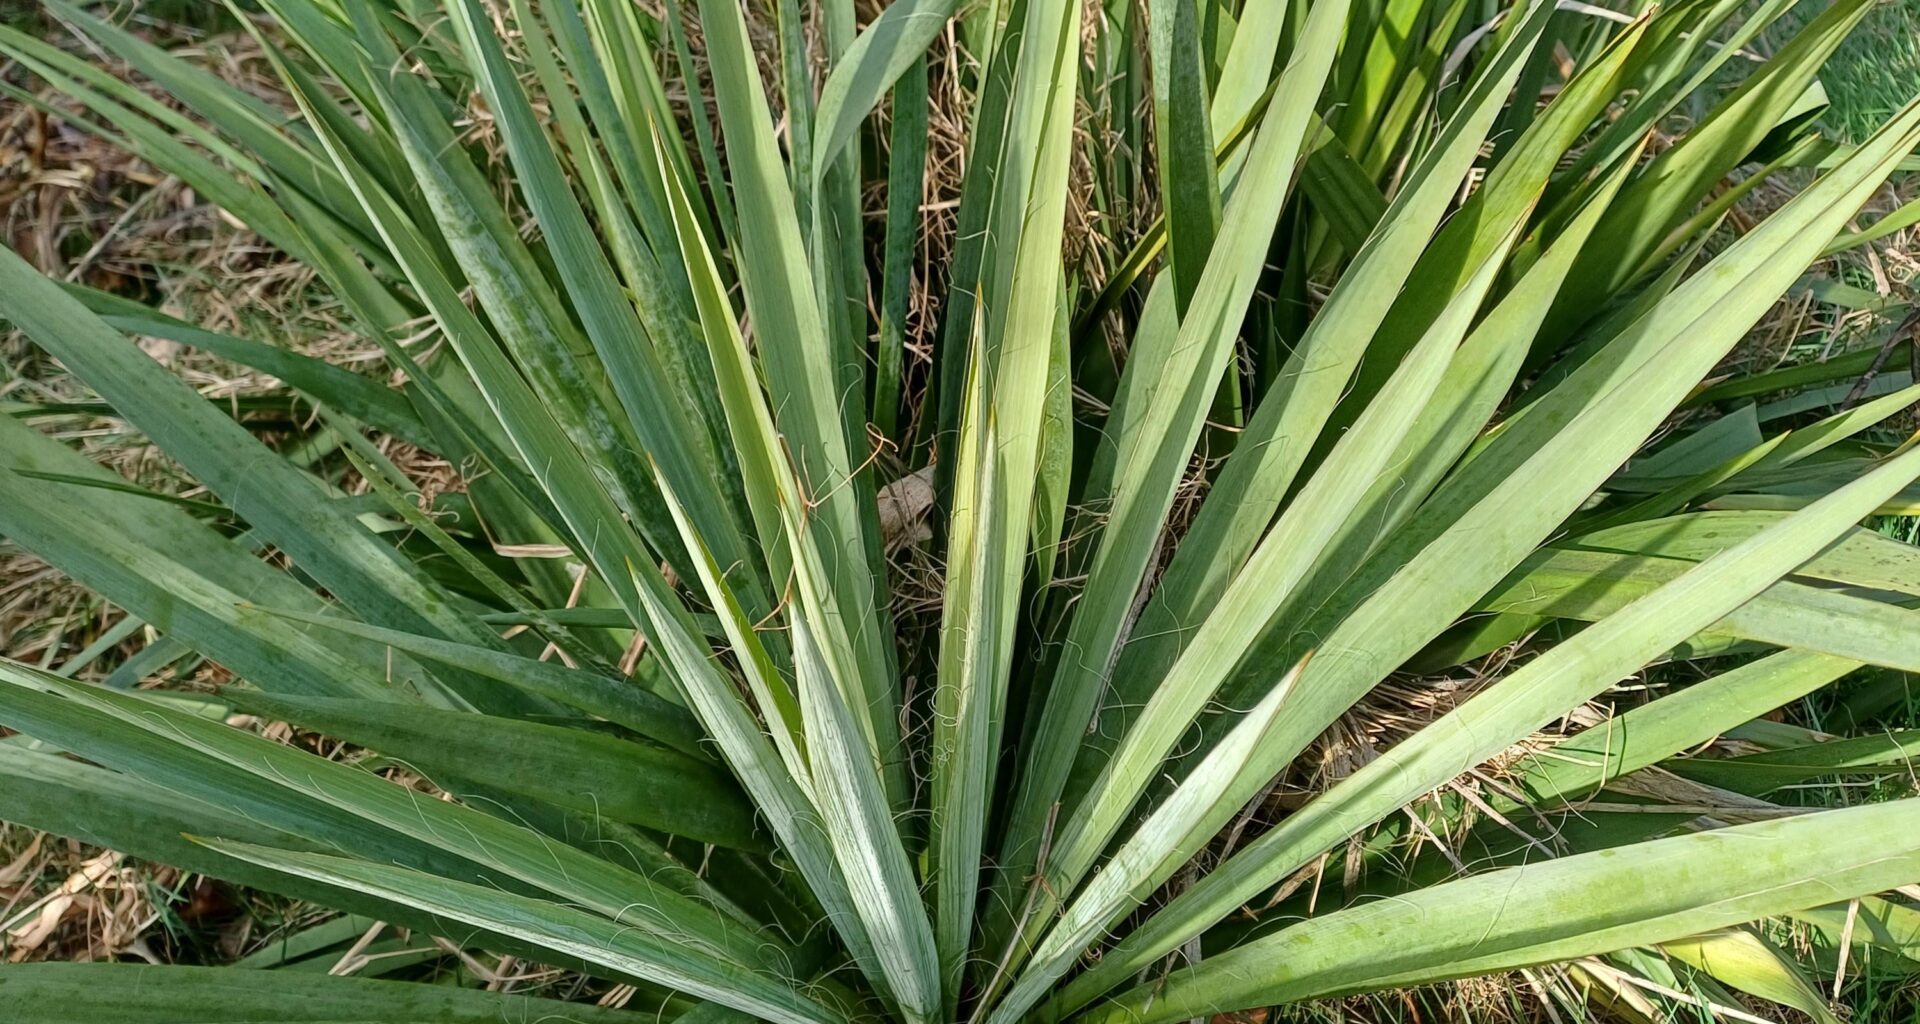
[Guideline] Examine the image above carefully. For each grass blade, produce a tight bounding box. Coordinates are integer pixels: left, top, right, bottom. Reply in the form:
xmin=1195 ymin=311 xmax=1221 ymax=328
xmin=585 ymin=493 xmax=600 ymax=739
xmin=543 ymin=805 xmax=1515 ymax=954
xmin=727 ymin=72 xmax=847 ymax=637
xmin=1083 ymin=799 xmax=1920 ymax=1024
xmin=201 ymin=841 xmax=838 ymax=1024
xmin=1 ymin=962 xmax=660 ymax=1024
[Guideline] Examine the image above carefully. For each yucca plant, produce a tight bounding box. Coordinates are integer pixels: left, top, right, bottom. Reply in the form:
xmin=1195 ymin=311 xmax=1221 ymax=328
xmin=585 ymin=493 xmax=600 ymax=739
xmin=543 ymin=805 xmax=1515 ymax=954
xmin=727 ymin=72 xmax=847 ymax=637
xmin=4 ymin=0 xmax=1920 ymax=1019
